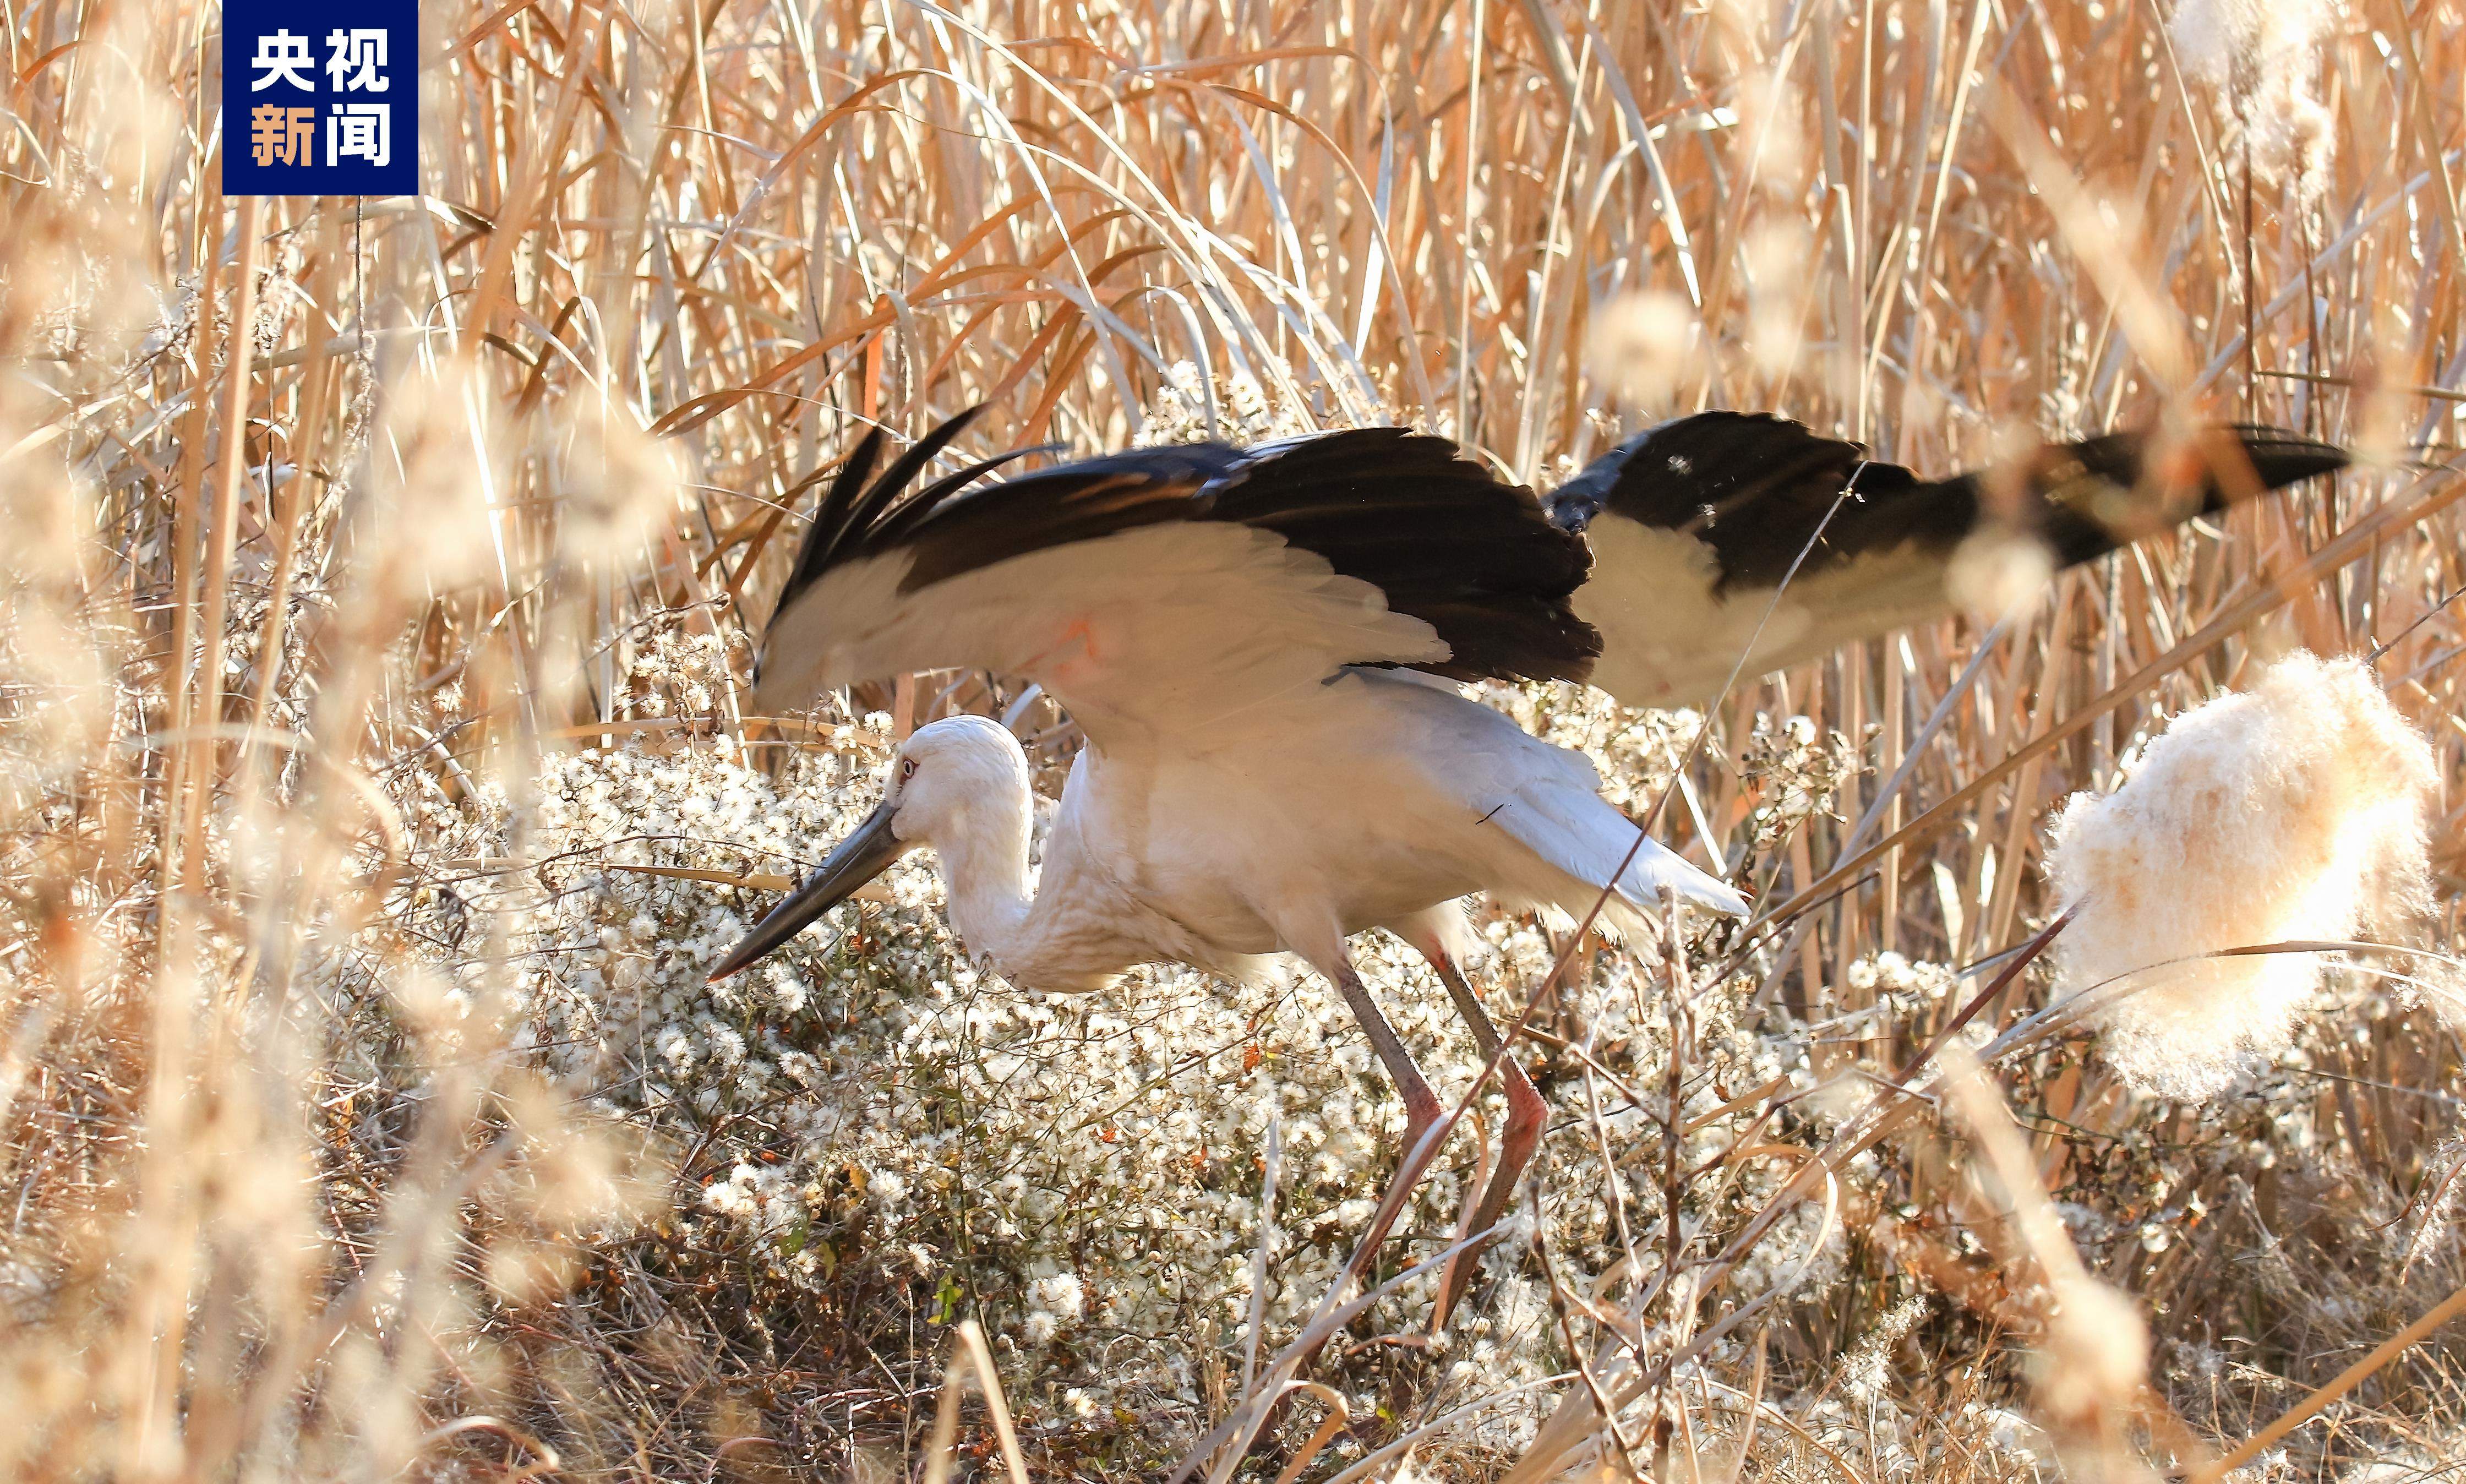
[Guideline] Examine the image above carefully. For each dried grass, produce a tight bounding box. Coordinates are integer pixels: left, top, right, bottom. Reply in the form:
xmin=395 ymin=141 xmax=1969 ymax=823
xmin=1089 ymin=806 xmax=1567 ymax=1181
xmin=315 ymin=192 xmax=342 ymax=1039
xmin=3 ymin=1 xmax=2464 ymax=1480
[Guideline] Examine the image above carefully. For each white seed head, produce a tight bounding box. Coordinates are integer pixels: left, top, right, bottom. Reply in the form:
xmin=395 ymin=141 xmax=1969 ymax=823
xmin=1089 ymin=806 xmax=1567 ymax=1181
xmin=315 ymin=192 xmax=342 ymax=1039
xmin=2169 ymin=0 xmax=2345 ymax=206
xmin=548 ymin=396 xmax=681 ymax=571
xmin=2029 ymin=1273 xmax=2149 ymax=1424
xmin=1586 ymin=290 xmax=1701 ymax=411
xmin=1945 ymin=527 xmax=2056 ymax=621
xmin=2045 ymin=651 xmax=2440 ymax=1100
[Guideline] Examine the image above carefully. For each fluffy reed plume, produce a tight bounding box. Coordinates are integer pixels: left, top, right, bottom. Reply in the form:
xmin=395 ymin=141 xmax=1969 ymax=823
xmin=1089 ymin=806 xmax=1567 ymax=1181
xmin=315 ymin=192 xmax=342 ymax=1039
xmin=5 ymin=1 xmax=2464 ymax=1478
xmin=1944 ymin=528 xmax=2057 ymax=621
xmin=2169 ymin=0 xmax=2345 ymax=203
xmin=1584 ymin=290 xmax=1701 ymax=415
xmin=2031 ymin=1272 xmax=2151 ymax=1431
xmin=2045 ymin=651 xmax=2441 ymax=1099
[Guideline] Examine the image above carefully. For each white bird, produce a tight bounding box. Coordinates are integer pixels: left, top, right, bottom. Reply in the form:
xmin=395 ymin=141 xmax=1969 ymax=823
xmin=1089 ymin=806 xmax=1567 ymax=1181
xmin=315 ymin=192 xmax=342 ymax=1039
xmin=709 ymin=411 xmax=1746 ymax=1311
xmin=707 ymin=406 xmax=2342 ymax=1314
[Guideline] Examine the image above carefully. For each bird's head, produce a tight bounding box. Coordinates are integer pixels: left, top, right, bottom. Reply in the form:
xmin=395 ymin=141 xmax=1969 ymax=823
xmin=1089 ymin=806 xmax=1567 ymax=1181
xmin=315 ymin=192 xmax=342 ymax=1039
xmin=707 ymin=714 xmax=1029 ymax=981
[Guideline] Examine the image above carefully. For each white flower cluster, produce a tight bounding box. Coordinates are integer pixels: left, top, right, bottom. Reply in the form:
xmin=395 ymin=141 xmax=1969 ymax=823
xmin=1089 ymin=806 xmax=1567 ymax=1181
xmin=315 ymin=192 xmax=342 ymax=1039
xmin=1783 ymin=1393 xmax=2054 ymax=1480
xmin=1022 ymin=1270 xmax=1085 ymax=1347
xmin=1840 ymin=1292 xmax=1931 ymax=1400
xmin=1138 ymin=358 xmax=1319 ymax=447
xmin=365 ymin=671 xmax=1893 ymax=1448
xmin=1738 ymin=709 xmax=1869 ymax=853
xmin=617 ymin=623 xmax=741 ymax=719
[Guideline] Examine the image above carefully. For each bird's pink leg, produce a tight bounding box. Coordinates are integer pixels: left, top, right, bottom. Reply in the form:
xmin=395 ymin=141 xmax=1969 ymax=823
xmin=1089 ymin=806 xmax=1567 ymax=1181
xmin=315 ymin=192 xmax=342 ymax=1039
xmin=1421 ymin=940 xmax=1548 ymax=1327
xmin=1328 ymin=957 xmax=1445 ymax=1259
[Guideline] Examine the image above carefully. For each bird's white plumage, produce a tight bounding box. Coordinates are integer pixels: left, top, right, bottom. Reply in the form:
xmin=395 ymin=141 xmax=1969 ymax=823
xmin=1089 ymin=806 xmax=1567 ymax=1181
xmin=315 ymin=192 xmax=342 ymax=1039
xmin=754 ymin=521 xmax=1447 ymax=745
xmin=877 ymin=672 xmax=1742 ymax=995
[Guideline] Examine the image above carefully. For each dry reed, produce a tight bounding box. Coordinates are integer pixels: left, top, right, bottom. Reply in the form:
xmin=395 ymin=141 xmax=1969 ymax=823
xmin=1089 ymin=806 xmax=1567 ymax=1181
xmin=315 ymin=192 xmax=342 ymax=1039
xmin=2 ymin=1 xmax=2463 ymax=1480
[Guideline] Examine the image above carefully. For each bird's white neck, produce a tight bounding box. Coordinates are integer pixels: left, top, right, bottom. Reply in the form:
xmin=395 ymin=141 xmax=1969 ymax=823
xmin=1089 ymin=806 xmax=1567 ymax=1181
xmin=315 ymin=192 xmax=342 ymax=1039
xmin=923 ymin=789 xmax=1036 ymax=975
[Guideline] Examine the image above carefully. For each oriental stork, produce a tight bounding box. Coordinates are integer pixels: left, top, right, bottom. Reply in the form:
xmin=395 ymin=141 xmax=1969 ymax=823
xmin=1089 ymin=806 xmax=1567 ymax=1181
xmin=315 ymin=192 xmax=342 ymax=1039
xmin=707 ymin=405 xmax=2342 ymax=1316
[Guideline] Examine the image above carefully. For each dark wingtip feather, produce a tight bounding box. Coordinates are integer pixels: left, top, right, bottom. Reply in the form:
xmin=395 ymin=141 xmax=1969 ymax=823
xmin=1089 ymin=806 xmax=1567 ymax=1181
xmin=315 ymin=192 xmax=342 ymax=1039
xmin=2018 ymin=423 xmax=2349 ymax=566
xmin=2221 ymin=425 xmax=2349 ymax=490
xmin=772 ymin=411 xmax=994 ymax=624
xmin=1553 ymin=414 xmax=2352 ymax=592
xmin=868 ymin=405 xmax=988 ymax=516
xmin=776 ymin=426 xmax=888 ymax=618
xmin=874 ymin=443 xmax=1057 ymax=548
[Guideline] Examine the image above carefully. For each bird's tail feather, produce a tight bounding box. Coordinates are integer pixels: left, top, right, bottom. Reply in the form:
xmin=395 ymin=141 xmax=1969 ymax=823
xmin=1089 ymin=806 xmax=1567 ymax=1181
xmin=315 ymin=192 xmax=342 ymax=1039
xmin=1488 ymin=778 xmax=1747 ymax=938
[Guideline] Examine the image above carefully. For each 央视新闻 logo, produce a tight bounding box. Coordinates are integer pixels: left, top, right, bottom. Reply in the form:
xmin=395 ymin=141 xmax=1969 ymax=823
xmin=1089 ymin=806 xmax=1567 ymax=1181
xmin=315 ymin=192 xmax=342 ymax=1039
xmin=223 ymin=2 xmax=418 ymax=197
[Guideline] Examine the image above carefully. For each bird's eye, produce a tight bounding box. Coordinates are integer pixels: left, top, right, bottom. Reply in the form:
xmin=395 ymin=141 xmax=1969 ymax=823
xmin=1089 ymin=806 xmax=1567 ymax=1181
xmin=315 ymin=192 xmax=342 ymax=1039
xmin=899 ymin=758 xmax=918 ymax=781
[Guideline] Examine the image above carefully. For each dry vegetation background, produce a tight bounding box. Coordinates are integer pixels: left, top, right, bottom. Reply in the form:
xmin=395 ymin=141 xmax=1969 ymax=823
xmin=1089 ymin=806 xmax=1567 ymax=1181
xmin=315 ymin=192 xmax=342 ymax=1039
xmin=4 ymin=0 xmax=2466 ymax=1478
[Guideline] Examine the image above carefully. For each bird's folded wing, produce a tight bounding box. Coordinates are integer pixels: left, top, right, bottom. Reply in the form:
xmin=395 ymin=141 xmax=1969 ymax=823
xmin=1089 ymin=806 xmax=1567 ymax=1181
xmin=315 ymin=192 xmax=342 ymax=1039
xmin=1545 ymin=412 xmax=2348 ymax=709
xmin=751 ymin=410 xmax=1598 ymax=744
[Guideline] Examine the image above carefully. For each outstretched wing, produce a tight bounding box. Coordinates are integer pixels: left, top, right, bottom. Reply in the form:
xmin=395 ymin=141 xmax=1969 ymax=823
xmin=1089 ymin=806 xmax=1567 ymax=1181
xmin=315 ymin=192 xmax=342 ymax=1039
xmin=1546 ymin=412 xmax=2348 ymax=707
xmin=753 ymin=408 xmax=1598 ymax=743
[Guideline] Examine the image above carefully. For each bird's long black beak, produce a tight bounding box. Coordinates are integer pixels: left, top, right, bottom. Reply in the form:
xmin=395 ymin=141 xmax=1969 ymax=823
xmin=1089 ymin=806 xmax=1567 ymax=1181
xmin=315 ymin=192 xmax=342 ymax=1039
xmin=706 ymin=803 xmax=907 ymax=981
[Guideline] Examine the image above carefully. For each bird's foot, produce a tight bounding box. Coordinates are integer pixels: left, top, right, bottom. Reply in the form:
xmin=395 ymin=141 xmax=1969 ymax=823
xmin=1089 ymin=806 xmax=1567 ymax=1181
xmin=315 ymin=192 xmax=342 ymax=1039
xmin=1433 ymin=1060 xmax=1546 ymax=1328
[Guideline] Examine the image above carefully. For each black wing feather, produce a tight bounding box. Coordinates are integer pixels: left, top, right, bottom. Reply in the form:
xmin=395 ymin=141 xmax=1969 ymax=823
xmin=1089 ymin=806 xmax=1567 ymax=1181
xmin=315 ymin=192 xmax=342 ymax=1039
xmin=777 ymin=426 xmax=887 ymax=617
xmin=1547 ymin=410 xmax=2347 ymax=591
xmin=764 ymin=411 xmax=1599 ymax=688
xmin=1209 ymin=429 xmax=1597 ymax=681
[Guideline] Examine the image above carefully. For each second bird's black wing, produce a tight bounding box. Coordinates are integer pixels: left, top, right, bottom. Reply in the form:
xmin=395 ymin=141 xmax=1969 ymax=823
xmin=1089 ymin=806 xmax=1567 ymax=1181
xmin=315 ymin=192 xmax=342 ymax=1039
xmin=1545 ymin=412 xmax=2347 ymax=707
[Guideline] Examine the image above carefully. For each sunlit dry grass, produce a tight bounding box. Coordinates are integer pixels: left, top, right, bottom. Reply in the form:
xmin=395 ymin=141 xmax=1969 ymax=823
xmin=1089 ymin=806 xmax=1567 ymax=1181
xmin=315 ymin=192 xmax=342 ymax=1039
xmin=3 ymin=0 xmax=2464 ymax=1478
